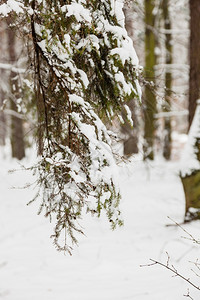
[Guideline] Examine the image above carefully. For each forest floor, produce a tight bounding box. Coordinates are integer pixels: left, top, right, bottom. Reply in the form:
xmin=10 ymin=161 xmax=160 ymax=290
xmin=0 ymin=145 xmax=200 ymax=300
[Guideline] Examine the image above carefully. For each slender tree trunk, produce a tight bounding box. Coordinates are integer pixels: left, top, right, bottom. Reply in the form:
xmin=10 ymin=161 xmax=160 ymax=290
xmin=0 ymin=82 xmax=6 ymax=146
xmin=189 ymin=0 xmax=200 ymax=129
xmin=0 ymin=21 xmax=7 ymax=146
xmin=7 ymin=19 xmax=25 ymax=160
xmin=122 ymin=6 xmax=138 ymax=156
xmin=143 ymin=0 xmax=157 ymax=160
xmin=162 ymin=0 xmax=172 ymax=160
xmin=123 ymin=6 xmax=134 ymax=40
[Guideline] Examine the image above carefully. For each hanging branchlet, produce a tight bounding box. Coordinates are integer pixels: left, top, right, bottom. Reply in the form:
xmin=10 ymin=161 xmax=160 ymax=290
xmin=0 ymin=0 xmax=141 ymax=253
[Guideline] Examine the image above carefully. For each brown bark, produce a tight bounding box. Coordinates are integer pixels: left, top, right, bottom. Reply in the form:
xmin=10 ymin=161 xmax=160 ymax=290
xmin=181 ymin=171 xmax=200 ymax=219
xmin=181 ymin=102 xmax=200 ymax=221
xmin=162 ymin=0 xmax=172 ymax=160
xmin=0 ymin=22 xmax=6 ymax=146
xmin=7 ymin=19 xmax=25 ymax=160
xmin=0 ymin=86 xmax=6 ymax=146
xmin=189 ymin=0 xmax=200 ymax=129
xmin=122 ymin=7 xmax=138 ymax=156
xmin=143 ymin=0 xmax=157 ymax=160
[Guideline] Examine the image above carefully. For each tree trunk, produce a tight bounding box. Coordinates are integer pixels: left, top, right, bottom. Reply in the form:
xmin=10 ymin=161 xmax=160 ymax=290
xmin=7 ymin=19 xmax=25 ymax=160
xmin=181 ymin=171 xmax=200 ymax=220
xmin=188 ymin=0 xmax=200 ymax=129
xmin=0 ymin=22 xmax=6 ymax=146
xmin=0 ymin=84 xmax=6 ymax=146
xmin=143 ymin=0 xmax=157 ymax=160
xmin=122 ymin=6 xmax=139 ymax=156
xmin=162 ymin=0 xmax=172 ymax=160
xmin=180 ymin=101 xmax=200 ymax=221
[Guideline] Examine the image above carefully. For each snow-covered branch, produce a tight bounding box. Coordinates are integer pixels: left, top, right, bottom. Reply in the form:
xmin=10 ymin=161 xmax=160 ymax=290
xmin=0 ymin=63 xmax=25 ymax=73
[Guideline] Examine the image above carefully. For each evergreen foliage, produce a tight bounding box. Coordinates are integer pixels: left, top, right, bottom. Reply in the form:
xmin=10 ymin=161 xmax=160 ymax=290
xmin=0 ymin=0 xmax=140 ymax=253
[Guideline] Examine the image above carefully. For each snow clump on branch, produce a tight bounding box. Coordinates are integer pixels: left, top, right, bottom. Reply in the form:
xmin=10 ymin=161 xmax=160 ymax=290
xmin=0 ymin=0 xmax=141 ymax=253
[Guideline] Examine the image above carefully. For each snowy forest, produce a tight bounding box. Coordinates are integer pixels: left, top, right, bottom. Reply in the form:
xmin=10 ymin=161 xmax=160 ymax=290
xmin=0 ymin=0 xmax=200 ymax=299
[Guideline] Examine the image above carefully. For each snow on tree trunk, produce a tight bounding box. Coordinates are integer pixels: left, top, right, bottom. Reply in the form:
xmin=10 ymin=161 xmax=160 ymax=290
xmin=121 ymin=6 xmax=139 ymax=157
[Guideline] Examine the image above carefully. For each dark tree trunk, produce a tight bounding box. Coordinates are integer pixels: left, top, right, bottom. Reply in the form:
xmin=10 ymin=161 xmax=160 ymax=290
xmin=162 ymin=0 xmax=172 ymax=160
xmin=7 ymin=19 xmax=25 ymax=160
xmin=0 ymin=23 xmax=6 ymax=146
xmin=0 ymin=85 xmax=6 ymax=146
xmin=143 ymin=0 xmax=157 ymax=160
xmin=189 ymin=0 xmax=200 ymax=129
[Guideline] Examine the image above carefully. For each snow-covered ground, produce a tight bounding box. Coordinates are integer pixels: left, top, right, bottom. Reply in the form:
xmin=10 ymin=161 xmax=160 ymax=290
xmin=1 ymin=152 xmax=200 ymax=299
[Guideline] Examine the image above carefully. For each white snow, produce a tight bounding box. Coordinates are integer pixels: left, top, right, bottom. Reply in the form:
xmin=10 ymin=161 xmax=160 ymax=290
xmin=124 ymin=104 xmax=134 ymax=127
xmin=1 ymin=151 xmax=200 ymax=299
xmin=110 ymin=40 xmax=139 ymax=66
xmin=69 ymin=94 xmax=85 ymax=106
xmin=117 ymin=114 xmax=125 ymax=124
xmin=77 ymin=69 xmax=89 ymax=88
xmin=114 ymin=0 xmax=125 ymax=27
xmin=115 ymin=72 xmax=133 ymax=95
xmin=63 ymin=3 xmax=92 ymax=24
xmin=0 ymin=0 xmax=24 ymax=16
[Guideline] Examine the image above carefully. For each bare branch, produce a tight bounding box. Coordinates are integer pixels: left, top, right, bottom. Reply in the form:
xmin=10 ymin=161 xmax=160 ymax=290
xmin=0 ymin=63 xmax=26 ymax=73
xmin=183 ymin=289 xmax=194 ymax=299
xmin=148 ymin=258 xmax=200 ymax=291
xmin=167 ymin=217 xmax=200 ymax=245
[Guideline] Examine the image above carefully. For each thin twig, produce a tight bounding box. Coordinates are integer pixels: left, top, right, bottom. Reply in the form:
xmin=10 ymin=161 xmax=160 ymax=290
xmin=145 ymin=258 xmax=200 ymax=291
xmin=183 ymin=289 xmax=194 ymax=299
xmin=167 ymin=217 xmax=200 ymax=244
